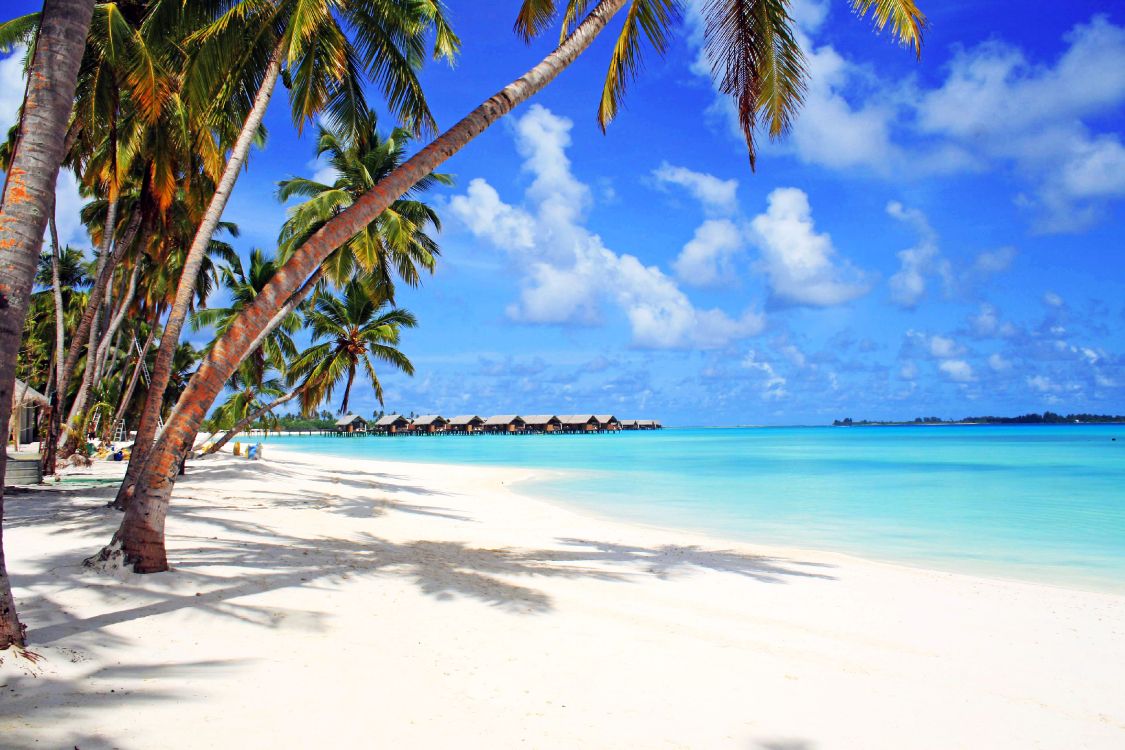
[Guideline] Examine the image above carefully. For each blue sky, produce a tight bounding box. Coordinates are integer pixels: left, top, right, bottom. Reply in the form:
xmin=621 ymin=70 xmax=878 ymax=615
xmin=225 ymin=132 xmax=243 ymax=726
xmin=3 ymin=0 xmax=1124 ymax=425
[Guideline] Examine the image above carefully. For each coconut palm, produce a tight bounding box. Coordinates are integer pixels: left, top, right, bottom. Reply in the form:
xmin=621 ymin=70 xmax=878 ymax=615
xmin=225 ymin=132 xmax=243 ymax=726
xmin=286 ymin=278 xmax=416 ymax=416
xmin=0 ymin=0 xmax=96 ymax=651
xmin=115 ymin=0 xmax=459 ymax=512
xmin=107 ymin=0 xmax=927 ymax=574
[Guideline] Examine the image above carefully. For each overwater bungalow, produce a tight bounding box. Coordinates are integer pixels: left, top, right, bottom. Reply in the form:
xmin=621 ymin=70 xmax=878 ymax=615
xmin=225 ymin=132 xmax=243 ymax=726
xmin=448 ymin=415 xmax=484 ymax=434
xmin=619 ymin=419 xmax=639 ymax=430
xmin=638 ymin=419 xmax=662 ymax=430
xmin=372 ymin=414 xmax=411 ymax=435
xmin=523 ymin=415 xmax=562 ymax=433
xmin=559 ymin=415 xmax=599 ymax=433
xmin=412 ymin=415 xmax=448 ymax=434
xmin=483 ymin=415 xmax=526 ymax=434
xmin=335 ymin=414 xmax=368 ymax=434
xmin=595 ymin=415 xmax=621 ymax=431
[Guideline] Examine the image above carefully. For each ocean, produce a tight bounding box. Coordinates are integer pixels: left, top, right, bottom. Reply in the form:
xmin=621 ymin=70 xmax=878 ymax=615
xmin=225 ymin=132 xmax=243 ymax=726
xmin=259 ymin=425 xmax=1125 ymax=593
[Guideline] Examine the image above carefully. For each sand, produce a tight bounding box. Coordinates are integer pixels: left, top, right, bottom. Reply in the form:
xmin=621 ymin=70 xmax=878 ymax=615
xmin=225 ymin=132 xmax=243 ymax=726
xmin=1 ymin=447 xmax=1123 ymax=749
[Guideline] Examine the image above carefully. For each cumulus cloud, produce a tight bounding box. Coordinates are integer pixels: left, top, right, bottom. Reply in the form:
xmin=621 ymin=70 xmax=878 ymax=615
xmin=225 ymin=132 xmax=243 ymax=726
xmin=449 ymin=105 xmax=764 ymax=350
xmin=749 ymin=188 xmax=871 ymax=307
xmin=682 ymin=7 xmax=1125 ymax=231
xmin=886 ymin=201 xmax=947 ymax=307
xmin=652 ymin=162 xmax=739 ymax=216
xmin=939 ymin=359 xmax=975 ymax=382
xmin=988 ymin=353 xmax=1011 ymax=371
xmin=741 ymin=350 xmax=788 ymax=400
xmin=1044 ymin=291 xmax=1065 ymax=307
xmin=672 ymin=219 xmax=743 ymax=287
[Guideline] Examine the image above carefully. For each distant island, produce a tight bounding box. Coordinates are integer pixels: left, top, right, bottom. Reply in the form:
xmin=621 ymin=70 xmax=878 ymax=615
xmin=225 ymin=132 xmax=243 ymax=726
xmin=832 ymin=412 xmax=1125 ymax=426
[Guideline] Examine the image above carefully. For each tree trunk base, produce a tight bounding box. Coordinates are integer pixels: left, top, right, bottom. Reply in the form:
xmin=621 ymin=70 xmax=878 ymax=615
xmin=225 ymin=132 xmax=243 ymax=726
xmin=84 ymin=531 xmax=168 ymax=574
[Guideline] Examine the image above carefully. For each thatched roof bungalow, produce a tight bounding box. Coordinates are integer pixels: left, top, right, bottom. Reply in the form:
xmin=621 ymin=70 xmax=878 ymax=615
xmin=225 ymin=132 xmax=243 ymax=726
xmin=335 ymin=414 xmax=368 ymax=433
xmin=483 ymin=415 xmax=526 ymax=433
xmin=372 ymin=414 xmax=410 ymax=434
xmin=594 ymin=415 xmax=621 ymax=431
xmin=411 ymin=415 xmax=448 ymax=433
xmin=523 ymin=415 xmax=561 ymax=433
xmin=558 ymin=414 xmax=598 ymax=432
xmin=448 ymin=415 xmax=484 ymax=433
xmin=11 ymin=378 xmax=48 ymax=448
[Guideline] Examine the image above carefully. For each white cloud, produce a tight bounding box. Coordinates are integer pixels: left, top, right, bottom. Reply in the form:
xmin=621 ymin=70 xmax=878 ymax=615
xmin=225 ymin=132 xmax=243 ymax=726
xmin=900 ymin=360 xmax=918 ymax=380
xmin=672 ymin=219 xmax=743 ymax=287
xmin=749 ymin=187 xmax=870 ymax=306
xmin=0 ymin=48 xmax=25 ymax=134
xmin=652 ymin=162 xmax=739 ymax=215
xmin=988 ymin=353 xmax=1011 ymax=371
xmin=1027 ymin=374 xmax=1060 ymax=393
xmin=886 ymin=201 xmax=948 ymax=307
xmin=1044 ymin=291 xmax=1064 ymax=307
xmin=929 ymin=335 xmax=961 ymax=359
xmin=741 ymin=350 xmax=788 ymax=400
xmin=939 ymin=359 xmax=975 ymax=382
xmin=970 ymin=304 xmax=1017 ymax=338
xmin=450 ymin=105 xmax=764 ymax=350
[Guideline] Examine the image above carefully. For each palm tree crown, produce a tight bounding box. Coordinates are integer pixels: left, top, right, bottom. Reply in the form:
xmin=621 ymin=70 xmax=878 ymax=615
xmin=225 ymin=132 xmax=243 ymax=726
xmin=286 ymin=278 xmax=416 ymax=415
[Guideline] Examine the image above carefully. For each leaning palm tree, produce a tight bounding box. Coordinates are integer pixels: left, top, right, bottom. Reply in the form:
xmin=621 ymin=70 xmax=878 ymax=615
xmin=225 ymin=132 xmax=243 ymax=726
xmin=287 ymin=279 xmax=416 ymax=416
xmin=103 ymin=0 xmax=927 ymax=574
xmin=115 ymin=0 xmax=459 ymax=512
xmin=0 ymin=0 xmax=96 ymax=651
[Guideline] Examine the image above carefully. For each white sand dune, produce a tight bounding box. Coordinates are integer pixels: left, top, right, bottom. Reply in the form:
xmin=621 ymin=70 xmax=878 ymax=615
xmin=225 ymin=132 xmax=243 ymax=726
xmin=2 ymin=448 xmax=1123 ymax=749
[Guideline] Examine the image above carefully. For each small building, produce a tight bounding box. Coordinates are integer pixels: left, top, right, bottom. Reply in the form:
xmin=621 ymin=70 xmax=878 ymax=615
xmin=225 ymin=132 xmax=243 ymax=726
xmin=11 ymin=378 xmax=48 ymax=449
xmin=448 ymin=415 xmax=484 ymax=434
xmin=372 ymin=414 xmax=411 ymax=434
xmin=412 ymin=415 xmax=448 ymax=434
xmin=558 ymin=415 xmax=598 ymax=433
xmin=523 ymin=415 xmax=562 ymax=433
xmin=594 ymin=415 xmax=621 ymax=431
xmin=637 ymin=419 xmax=662 ymax=430
xmin=335 ymin=414 xmax=368 ymax=434
xmin=619 ymin=419 xmax=640 ymax=430
xmin=483 ymin=415 xmax=526 ymax=434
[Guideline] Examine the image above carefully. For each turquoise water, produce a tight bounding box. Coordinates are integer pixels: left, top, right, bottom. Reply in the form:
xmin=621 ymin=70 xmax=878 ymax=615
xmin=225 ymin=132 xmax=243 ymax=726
xmin=259 ymin=426 xmax=1125 ymax=592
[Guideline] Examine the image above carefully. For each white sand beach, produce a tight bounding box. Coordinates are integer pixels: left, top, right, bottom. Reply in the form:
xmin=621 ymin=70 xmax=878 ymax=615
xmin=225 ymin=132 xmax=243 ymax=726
xmin=2 ymin=447 xmax=1123 ymax=749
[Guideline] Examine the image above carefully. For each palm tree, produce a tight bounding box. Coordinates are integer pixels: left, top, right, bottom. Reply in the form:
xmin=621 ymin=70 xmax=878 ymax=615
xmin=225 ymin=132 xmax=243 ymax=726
xmin=287 ymin=278 xmax=416 ymax=416
xmin=116 ymin=0 xmax=459 ymax=512
xmin=0 ymin=0 xmax=96 ymax=651
xmin=105 ymin=0 xmax=927 ymax=574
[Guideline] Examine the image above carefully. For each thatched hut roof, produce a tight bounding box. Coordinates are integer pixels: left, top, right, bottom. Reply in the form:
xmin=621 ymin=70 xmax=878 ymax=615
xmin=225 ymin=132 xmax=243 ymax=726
xmin=484 ymin=415 xmax=524 ymax=426
xmin=375 ymin=414 xmax=410 ymax=427
xmin=335 ymin=414 xmax=367 ymax=427
xmin=448 ymin=415 xmax=483 ymax=426
xmin=594 ymin=414 xmax=619 ymax=425
xmin=558 ymin=414 xmax=596 ymax=426
xmin=523 ymin=415 xmax=560 ymax=426
xmin=13 ymin=379 xmax=48 ymax=408
xmin=412 ymin=415 xmax=447 ymax=426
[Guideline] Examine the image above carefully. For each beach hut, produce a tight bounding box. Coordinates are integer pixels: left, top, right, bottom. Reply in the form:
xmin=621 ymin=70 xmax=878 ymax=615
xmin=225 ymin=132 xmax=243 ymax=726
xmin=10 ymin=378 xmax=48 ymax=449
xmin=523 ymin=415 xmax=562 ymax=433
xmin=372 ymin=414 xmax=411 ymax=435
xmin=619 ymin=419 xmax=640 ymax=430
xmin=594 ymin=415 xmax=621 ymax=431
xmin=559 ymin=415 xmax=598 ymax=433
xmin=448 ymin=415 xmax=484 ymax=434
xmin=412 ymin=415 xmax=448 ymax=434
xmin=638 ymin=419 xmax=661 ymax=430
xmin=483 ymin=415 xmax=526 ymax=434
xmin=335 ymin=414 xmax=368 ymax=434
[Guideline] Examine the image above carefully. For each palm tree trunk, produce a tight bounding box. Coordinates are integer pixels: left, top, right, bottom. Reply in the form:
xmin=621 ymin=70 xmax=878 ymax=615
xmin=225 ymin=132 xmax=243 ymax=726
xmin=92 ymin=261 xmax=140 ymax=383
xmin=57 ymin=205 xmax=139 ymax=440
xmin=339 ymin=367 xmax=357 ymax=416
xmin=111 ymin=321 xmax=156 ymax=435
xmin=205 ymin=389 xmax=302 ymax=456
xmin=42 ymin=210 xmax=66 ymax=475
xmin=92 ymin=0 xmax=629 ymax=574
xmin=113 ymin=38 xmax=287 ymax=512
xmin=0 ymin=0 xmax=96 ymax=649
xmin=242 ymin=266 xmax=323 ymax=360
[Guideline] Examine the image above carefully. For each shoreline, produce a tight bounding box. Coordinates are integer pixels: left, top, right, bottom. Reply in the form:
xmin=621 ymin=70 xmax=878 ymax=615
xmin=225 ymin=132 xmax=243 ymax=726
xmin=262 ymin=441 xmax=1125 ymax=598
xmin=3 ymin=447 xmax=1123 ymax=748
